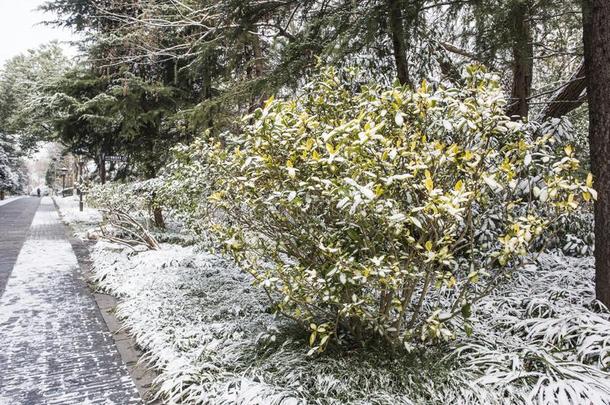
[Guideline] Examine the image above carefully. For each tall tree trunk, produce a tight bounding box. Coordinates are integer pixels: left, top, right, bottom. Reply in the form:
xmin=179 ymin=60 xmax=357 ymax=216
xmin=138 ymin=142 xmax=164 ymax=229
xmin=251 ymin=31 xmax=266 ymax=108
xmin=152 ymin=190 xmax=165 ymax=229
xmin=73 ymin=160 xmax=79 ymax=196
xmin=583 ymin=0 xmax=610 ymax=307
xmin=153 ymin=205 xmax=165 ymax=229
xmin=99 ymin=154 xmax=106 ymax=185
xmin=387 ymin=0 xmax=411 ymax=87
xmin=200 ymin=53 xmax=214 ymax=131
xmin=245 ymin=30 xmax=267 ymax=122
xmin=507 ymin=1 xmax=534 ymax=119
xmin=252 ymin=33 xmax=265 ymax=80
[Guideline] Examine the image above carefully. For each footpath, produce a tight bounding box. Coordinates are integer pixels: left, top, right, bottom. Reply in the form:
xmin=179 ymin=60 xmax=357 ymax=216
xmin=0 ymin=197 xmax=140 ymax=404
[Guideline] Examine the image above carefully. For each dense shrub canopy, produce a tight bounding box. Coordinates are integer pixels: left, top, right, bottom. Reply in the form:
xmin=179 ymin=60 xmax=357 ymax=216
xmin=164 ymin=66 xmax=591 ymax=351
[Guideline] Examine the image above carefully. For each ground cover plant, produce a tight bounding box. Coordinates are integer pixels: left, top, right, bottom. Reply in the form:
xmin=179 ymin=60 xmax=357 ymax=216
xmin=163 ymin=66 xmax=593 ymax=352
xmin=85 ymin=240 xmax=610 ymax=404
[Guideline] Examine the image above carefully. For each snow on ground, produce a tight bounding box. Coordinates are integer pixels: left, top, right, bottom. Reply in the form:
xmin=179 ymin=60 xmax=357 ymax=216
xmin=87 ymin=239 xmax=610 ymax=404
xmin=0 ymin=196 xmax=23 ymax=207
xmin=53 ymin=195 xmax=102 ymax=237
xmin=53 ymin=194 xmax=610 ymax=403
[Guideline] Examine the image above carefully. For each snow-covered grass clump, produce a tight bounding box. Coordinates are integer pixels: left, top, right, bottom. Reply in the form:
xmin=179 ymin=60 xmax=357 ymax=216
xmin=53 ymin=194 xmax=102 ymax=237
xmin=90 ymin=241 xmax=610 ymax=404
xmin=456 ymin=253 xmax=610 ymax=403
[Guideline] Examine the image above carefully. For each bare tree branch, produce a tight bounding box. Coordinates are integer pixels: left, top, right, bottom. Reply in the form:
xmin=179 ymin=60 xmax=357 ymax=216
xmin=538 ymin=60 xmax=586 ymax=121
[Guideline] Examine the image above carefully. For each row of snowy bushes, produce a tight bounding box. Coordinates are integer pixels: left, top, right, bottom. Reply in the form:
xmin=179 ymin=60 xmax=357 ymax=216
xmin=87 ymin=178 xmax=164 ymax=221
xmin=89 ymin=66 xmax=596 ymax=352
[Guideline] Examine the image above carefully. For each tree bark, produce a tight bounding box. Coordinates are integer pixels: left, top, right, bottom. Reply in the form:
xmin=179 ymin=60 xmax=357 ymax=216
xmin=153 ymin=206 xmax=165 ymax=229
xmin=507 ymin=1 xmax=534 ymax=120
xmin=435 ymin=44 xmax=463 ymax=84
xmin=387 ymin=0 xmax=412 ymax=87
xmin=583 ymin=0 xmax=610 ymax=307
xmin=251 ymin=31 xmax=266 ymax=108
xmin=539 ymin=61 xmax=586 ymax=122
xmin=99 ymin=154 xmax=106 ymax=185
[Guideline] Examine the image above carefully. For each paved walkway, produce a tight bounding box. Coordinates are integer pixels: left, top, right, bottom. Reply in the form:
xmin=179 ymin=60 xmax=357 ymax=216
xmin=0 ymin=197 xmax=140 ymax=404
xmin=0 ymin=197 xmax=39 ymax=296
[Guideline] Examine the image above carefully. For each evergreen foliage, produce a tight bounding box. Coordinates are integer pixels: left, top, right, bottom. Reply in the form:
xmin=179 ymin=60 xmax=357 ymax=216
xmin=161 ymin=67 xmax=592 ymax=349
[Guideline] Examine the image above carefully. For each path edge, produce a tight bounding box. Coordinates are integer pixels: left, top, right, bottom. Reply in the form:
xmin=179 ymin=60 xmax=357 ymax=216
xmin=51 ymin=197 xmax=160 ymax=404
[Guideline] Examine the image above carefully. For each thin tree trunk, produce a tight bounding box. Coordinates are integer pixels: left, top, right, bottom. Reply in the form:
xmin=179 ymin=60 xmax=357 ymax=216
xmin=436 ymin=44 xmax=463 ymax=83
xmin=251 ymin=31 xmax=266 ymax=107
xmin=73 ymin=160 xmax=79 ymax=196
xmin=153 ymin=206 xmax=165 ymax=229
xmin=201 ymin=53 xmax=214 ymax=130
xmin=99 ymin=154 xmax=106 ymax=185
xmin=252 ymin=33 xmax=265 ymax=80
xmin=507 ymin=1 xmax=534 ymax=119
xmin=387 ymin=0 xmax=411 ymax=87
xmin=583 ymin=0 xmax=610 ymax=307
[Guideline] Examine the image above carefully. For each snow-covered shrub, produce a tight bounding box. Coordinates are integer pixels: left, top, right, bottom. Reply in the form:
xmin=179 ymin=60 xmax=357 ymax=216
xmin=87 ymin=179 xmax=159 ymax=212
xmin=88 ymin=178 xmax=164 ymax=222
xmin=165 ymin=66 xmax=592 ymax=351
xmin=550 ymin=212 xmax=594 ymax=256
xmin=157 ymin=144 xmax=215 ymax=242
xmin=87 ymin=179 xmax=167 ymax=248
xmin=527 ymin=118 xmax=595 ymax=257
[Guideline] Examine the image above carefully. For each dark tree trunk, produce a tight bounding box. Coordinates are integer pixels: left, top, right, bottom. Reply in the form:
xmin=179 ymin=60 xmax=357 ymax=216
xmin=200 ymin=53 xmax=214 ymax=131
xmin=436 ymin=44 xmax=463 ymax=84
xmin=145 ymin=159 xmax=165 ymax=229
xmin=152 ymin=192 xmax=166 ymax=228
xmin=99 ymin=154 xmax=106 ymax=185
xmin=539 ymin=61 xmax=587 ymax=122
xmin=153 ymin=206 xmax=165 ymax=229
xmin=583 ymin=0 xmax=610 ymax=307
xmin=507 ymin=1 xmax=534 ymax=119
xmin=252 ymin=32 xmax=265 ymax=80
xmin=387 ymin=0 xmax=411 ymax=87
xmin=250 ymin=31 xmax=266 ymax=109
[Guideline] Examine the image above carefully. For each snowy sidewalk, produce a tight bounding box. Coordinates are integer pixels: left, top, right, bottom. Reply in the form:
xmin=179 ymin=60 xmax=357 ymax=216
xmin=0 ymin=197 xmax=140 ymax=404
xmin=0 ymin=197 xmax=39 ymax=296
xmin=0 ymin=196 xmax=24 ymax=208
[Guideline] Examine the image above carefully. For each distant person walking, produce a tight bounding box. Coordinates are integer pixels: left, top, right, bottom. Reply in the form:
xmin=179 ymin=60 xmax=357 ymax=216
xmin=36 ymin=188 xmax=41 ymax=198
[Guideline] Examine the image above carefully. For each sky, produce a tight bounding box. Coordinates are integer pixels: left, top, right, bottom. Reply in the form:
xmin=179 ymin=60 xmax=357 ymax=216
xmin=0 ymin=0 xmax=78 ymax=66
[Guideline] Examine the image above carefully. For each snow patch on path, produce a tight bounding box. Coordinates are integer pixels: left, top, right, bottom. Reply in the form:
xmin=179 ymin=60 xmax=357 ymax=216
xmin=0 ymin=198 xmax=139 ymax=404
xmin=54 ymin=195 xmax=102 ymax=226
xmin=0 ymin=196 xmax=24 ymax=207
